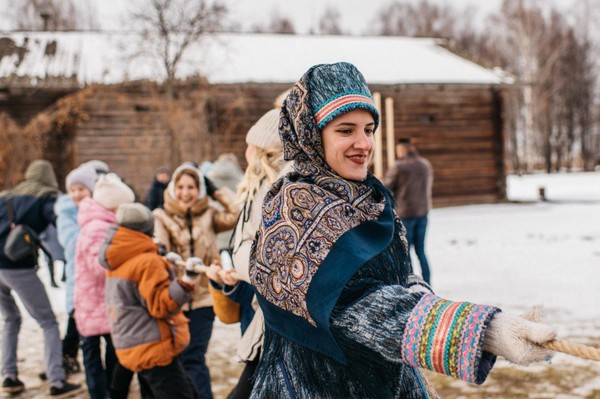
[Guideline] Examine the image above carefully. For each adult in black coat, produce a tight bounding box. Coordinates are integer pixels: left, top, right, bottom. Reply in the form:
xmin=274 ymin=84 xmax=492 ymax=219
xmin=144 ymin=167 xmax=171 ymax=210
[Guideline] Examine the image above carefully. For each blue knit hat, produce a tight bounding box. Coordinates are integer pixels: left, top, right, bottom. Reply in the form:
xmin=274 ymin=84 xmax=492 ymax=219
xmin=308 ymin=62 xmax=379 ymax=130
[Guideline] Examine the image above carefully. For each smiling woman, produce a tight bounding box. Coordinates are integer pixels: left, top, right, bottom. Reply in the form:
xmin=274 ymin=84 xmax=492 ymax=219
xmin=173 ymin=170 xmax=201 ymax=209
xmin=246 ymin=62 xmax=557 ymax=398
xmin=321 ymin=109 xmax=375 ymax=181
xmin=151 ymin=161 xmax=240 ymax=398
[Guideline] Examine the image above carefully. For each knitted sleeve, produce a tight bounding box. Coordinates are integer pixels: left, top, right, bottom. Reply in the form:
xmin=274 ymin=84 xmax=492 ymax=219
xmin=331 ymin=286 xmax=499 ymax=385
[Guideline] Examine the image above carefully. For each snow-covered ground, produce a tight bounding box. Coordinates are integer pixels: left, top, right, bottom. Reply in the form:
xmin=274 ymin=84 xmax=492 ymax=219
xmin=431 ymin=172 xmax=600 ymax=323
xmin=6 ymin=171 xmax=600 ymax=398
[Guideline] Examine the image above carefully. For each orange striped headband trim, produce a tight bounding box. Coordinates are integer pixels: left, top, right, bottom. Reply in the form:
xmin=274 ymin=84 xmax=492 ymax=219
xmin=314 ymin=93 xmax=376 ymax=129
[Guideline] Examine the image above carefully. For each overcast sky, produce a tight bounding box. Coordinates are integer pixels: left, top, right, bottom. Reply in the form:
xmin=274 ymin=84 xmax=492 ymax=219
xmin=0 ymin=0 xmax=584 ymax=34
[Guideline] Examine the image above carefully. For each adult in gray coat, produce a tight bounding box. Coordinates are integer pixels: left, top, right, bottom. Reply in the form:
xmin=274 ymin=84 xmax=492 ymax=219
xmin=383 ymin=137 xmax=433 ymax=284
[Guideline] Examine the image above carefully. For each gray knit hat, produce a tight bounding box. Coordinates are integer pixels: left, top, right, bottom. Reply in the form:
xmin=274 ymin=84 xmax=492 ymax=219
xmin=245 ymin=108 xmax=282 ymax=151
xmin=82 ymin=160 xmax=110 ymax=175
xmin=65 ymin=165 xmax=97 ymax=193
xmin=307 ymin=62 xmax=379 ymax=130
xmin=116 ymin=203 xmax=154 ymax=237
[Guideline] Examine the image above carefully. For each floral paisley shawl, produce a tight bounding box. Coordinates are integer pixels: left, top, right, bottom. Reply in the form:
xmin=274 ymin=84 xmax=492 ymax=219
xmin=249 ymin=63 xmax=387 ymax=327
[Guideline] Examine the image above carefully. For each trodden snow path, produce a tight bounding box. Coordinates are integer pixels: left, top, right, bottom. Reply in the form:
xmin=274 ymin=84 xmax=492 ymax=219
xmin=4 ymin=171 xmax=600 ymax=398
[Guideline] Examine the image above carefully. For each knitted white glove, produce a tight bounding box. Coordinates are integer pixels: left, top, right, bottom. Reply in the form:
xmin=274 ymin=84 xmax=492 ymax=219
xmin=182 ymin=257 xmax=204 ymax=285
xmin=483 ymin=306 xmax=556 ymax=365
xmin=164 ymin=252 xmax=183 ymax=264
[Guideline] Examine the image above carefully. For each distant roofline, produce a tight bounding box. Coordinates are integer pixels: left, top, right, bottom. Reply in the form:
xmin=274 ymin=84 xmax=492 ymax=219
xmin=0 ymin=31 xmax=513 ymax=86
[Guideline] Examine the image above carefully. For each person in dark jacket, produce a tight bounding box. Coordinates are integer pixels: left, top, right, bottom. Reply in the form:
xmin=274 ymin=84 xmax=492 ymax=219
xmin=144 ymin=166 xmax=171 ymax=210
xmin=383 ymin=137 xmax=433 ymax=284
xmin=0 ymin=160 xmax=81 ymax=396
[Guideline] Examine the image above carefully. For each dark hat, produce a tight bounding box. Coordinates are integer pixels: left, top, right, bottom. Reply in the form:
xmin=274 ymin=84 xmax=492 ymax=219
xmin=156 ymin=166 xmax=171 ymax=176
xmin=307 ymin=62 xmax=379 ymax=130
xmin=116 ymin=203 xmax=154 ymax=237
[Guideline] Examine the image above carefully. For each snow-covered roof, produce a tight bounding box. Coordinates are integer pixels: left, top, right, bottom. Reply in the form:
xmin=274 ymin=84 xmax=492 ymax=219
xmin=0 ymin=31 xmax=510 ymax=87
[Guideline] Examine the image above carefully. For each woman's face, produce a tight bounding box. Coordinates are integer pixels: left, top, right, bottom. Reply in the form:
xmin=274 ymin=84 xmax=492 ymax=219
xmin=321 ymin=109 xmax=375 ymax=181
xmin=68 ymin=183 xmax=91 ymax=206
xmin=245 ymin=144 xmax=257 ymax=164
xmin=174 ymin=173 xmax=199 ymax=209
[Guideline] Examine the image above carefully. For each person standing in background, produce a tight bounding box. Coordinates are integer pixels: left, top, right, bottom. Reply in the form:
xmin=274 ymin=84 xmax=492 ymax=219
xmin=383 ymin=137 xmax=433 ymax=285
xmin=75 ymin=173 xmax=135 ymax=399
xmin=153 ymin=163 xmax=239 ymax=399
xmin=207 ymin=107 xmax=292 ymax=399
xmin=207 ymin=153 xmax=244 ymax=255
xmin=144 ymin=166 xmax=171 ymax=211
xmin=0 ymin=160 xmax=81 ymax=396
xmin=55 ymin=164 xmax=98 ymax=377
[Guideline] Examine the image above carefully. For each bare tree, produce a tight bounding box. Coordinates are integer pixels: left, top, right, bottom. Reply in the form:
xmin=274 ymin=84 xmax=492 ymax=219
xmin=318 ymin=6 xmax=343 ymax=35
xmin=490 ymin=0 xmax=597 ymax=172
xmin=571 ymin=0 xmax=600 ymax=170
xmin=267 ymin=12 xmax=295 ymax=34
xmin=132 ymin=0 xmax=227 ymax=84
xmin=375 ymin=0 xmax=462 ymax=38
xmin=130 ymin=0 xmax=226 ymax=165
xmin=373 ymin=0 xmax=599 ymax=173
xmin=15 ymin=0 xmax=78 ymax=30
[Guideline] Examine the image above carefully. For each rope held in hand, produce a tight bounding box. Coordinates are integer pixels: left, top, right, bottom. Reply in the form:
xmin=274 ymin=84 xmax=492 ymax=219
xmin=541 ymin=340 xmax=600 ymax=361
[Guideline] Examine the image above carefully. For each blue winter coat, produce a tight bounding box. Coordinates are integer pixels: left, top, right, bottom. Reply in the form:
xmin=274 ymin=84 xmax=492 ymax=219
xmin=55 ymin=194 xmax=79 ymax=313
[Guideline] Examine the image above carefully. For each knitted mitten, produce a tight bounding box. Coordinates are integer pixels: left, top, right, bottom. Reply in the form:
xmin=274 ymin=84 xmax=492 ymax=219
xmin=483 ymin=306 xmax=556 ymax=365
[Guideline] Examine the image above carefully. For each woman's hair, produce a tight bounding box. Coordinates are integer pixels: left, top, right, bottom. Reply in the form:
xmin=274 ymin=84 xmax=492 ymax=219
xmin=175 ymin=169 xmax=200 ymax=189
xmin=237 ymin=146 xmax=286 ymax=201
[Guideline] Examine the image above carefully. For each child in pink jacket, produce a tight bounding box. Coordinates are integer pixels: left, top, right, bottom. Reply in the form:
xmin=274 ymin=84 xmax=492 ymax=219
xmin=74 ymin=173 xmax=134 ymax=399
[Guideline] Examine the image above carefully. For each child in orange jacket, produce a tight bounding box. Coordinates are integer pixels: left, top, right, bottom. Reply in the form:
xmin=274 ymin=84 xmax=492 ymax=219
xmin=100 ymin=203 xmax=202 ymax=398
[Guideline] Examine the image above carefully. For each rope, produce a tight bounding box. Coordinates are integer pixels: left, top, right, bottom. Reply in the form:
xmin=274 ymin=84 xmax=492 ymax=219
xmin=542 ymin=340 xmax=600 ymax=361
xmin=174 ymin=259 xmax=241 ymax=281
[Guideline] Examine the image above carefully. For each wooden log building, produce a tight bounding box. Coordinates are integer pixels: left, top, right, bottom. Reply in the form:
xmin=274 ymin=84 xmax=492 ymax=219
xmin=0 ymin=32 xmax=511 ymax=206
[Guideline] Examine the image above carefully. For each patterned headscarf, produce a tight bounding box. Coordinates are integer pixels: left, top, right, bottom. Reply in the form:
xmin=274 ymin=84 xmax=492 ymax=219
xmin=249 ymin=63 xmax=389 ymax=327
xmin=279 ymin=62 xmax=379 ymax=178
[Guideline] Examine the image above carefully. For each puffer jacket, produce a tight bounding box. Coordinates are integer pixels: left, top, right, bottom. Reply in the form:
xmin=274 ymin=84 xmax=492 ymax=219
xmin=100 ymin=225 xmax=191 ymax=372
xmin=55 ymin=194 xmax=79 ymax=313
xmin=0 ymin=160 xmax=59 ymax=269
xmin=153 ymin=185 xmax=239 ymax=311
xmin=74 ymin=197 xmax=115 ymax=337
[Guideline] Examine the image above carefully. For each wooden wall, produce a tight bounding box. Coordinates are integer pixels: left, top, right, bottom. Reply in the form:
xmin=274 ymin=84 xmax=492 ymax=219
xmin=209 ymin=83 xmax=291 ymax=168
xmin=209 ymin=83 xmax=507 ymax=206
xmin=45 ymin=81 xmax=505 ymax=206
xmin=69 ymin=83 xmax=215 ymax=197
xmin=0 ymin=88 xmax=74 ymax=125
xmin=369 ymin=84 xmax=506 ymax=206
